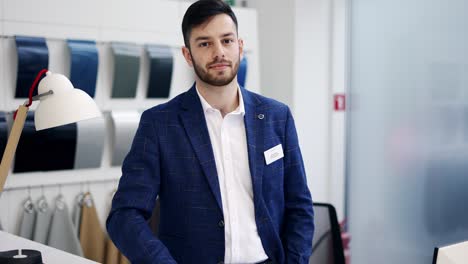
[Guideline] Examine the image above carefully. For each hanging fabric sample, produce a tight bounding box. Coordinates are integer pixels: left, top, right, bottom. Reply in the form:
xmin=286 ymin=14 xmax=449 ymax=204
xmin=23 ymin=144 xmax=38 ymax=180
xmin=79 ymin=193 xmax=106 ymax=263
xmin=47 ymin=194 xmax=83 ymax=256
xmin=72 ymin=192 xmax=84 ymax=237
xmin=238 ymin=56 xmax=248 ymax=88
xmin=110 ymin=111 xmax=141 ymax=166
xmin=111 ymin=42 xmax=140 ymax=98
xmin=74 ymin=116 xmax=105 ymax=169
xmin=146 ymin=44 xmax=173 ymax=98
xmin=0 ymin=112 xmax=8 ymax=158
xmin=18 ymin=197 xmax=36 ymax=240
xmin=32 ymin=195 xmax=52 ymax=244
xmin=13 ymin=112 xmax=77 ymax=173
xmin=15 ymin=36 xmax=49 ymax=98
xmin=67 ymin=39 xmax=99 ymax=98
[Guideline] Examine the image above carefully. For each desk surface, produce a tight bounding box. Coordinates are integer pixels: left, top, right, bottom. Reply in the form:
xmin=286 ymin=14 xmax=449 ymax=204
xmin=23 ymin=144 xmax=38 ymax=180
xmin=0 ymin=231 xmax=98 ymax=264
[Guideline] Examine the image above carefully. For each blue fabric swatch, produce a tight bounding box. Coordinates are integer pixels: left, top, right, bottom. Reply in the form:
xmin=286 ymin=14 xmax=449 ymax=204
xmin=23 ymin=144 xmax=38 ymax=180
xmin=238 ymin=56 xmax=248 ymax=88
xmin=0 ymin=112 xmax=8 ymax=159
xmin=15 ymin=36 xmax=49 ymax=98
xmin=67 ymin=39 xmax=99 ymax=97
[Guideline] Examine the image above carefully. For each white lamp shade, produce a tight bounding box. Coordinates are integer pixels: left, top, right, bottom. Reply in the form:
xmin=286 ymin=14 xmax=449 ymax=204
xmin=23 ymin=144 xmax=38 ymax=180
xmin=34 ymin=72 xmax=101 ymax=131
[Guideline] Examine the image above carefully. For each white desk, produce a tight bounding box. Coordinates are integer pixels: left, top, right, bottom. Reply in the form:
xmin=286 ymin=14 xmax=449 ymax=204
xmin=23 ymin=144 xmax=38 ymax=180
xmin=0 ymin=231 xmax=98 ymax=264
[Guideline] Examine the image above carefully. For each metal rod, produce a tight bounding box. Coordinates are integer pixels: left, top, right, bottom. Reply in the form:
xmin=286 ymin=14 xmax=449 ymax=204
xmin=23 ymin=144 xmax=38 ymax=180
xmin=2 ymin=177 xmax=119 ymax=192
xmin=31 ymin=90 xmax=54 ymax=101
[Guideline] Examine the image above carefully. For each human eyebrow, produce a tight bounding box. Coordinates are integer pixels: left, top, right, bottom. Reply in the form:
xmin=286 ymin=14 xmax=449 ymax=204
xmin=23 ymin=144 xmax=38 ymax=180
xmin=220 ymin=33 xmax=235 ymax=38
xmin=194 ymin=36 xmax=211 ymax=42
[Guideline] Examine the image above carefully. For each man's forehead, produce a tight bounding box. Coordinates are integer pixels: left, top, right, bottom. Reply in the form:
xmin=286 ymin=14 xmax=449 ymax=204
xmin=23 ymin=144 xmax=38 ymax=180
xmin=190 ymin=14 xmax=237 ymax=39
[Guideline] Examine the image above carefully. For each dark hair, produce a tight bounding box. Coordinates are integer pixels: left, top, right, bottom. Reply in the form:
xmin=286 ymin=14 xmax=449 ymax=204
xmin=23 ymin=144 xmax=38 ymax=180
xmin=182 ymin=0 xmax=238 ymax=48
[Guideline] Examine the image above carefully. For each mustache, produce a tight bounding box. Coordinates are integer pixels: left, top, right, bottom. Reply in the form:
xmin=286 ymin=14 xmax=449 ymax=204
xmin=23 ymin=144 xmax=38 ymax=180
xmin=207 ymin=59 xmax=232 ymax=67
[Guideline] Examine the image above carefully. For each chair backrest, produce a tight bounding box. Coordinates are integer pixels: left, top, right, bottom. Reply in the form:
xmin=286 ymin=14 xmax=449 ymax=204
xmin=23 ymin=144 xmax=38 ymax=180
xmin=310 ymin=203 xmax=345 ymax=264
xmin=433 ymin=240 xmax=468 ymax=264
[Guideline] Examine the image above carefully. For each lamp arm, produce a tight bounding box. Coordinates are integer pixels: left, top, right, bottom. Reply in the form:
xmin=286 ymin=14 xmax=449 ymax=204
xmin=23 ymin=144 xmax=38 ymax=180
xmin=0 ymin=106 xmax=29 ymax=192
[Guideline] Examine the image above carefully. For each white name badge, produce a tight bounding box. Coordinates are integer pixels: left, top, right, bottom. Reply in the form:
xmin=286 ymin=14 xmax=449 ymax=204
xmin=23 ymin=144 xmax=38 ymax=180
xmin=264 ymin=144 xmax=284 ymax=165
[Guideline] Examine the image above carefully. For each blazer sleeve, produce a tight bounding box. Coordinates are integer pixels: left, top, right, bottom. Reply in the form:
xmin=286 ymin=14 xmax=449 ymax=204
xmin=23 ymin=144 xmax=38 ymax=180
xmin=281 ymin=107 xmax=315 ymax=264
xmin=106 ymin=110 xmax=177 ymax=264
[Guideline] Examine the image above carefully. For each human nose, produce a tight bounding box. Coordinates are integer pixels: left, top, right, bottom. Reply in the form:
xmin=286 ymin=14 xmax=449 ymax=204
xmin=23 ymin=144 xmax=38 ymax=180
xmin=212 ymin=42 xmax=225 ymax=60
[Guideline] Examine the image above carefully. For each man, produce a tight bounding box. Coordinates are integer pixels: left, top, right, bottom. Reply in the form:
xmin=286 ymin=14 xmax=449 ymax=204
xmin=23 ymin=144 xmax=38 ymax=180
xmin=106 ymin=0 xmax=314 ymax=263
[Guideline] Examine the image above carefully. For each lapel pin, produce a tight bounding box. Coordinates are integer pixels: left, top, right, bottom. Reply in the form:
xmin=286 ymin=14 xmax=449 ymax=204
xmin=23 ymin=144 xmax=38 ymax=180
xmin=257 ymin=114 xmax=264 ymax=120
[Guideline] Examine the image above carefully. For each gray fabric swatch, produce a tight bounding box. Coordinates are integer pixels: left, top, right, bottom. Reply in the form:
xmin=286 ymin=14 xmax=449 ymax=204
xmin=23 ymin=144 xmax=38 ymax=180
xmin=111 ymin=111 xmax=141 ymax=166
xmin=18 ymin=198 xmax=36 ymax=240
xmin=111 ymin=42 xmax=141 ymax=98
xmin=72 ymin=193 xmax=84 ymax=237
xmin=74 ymin=116 xmax=105 ymax=169
xmin=47 ymin=197 xmax=83 ymax=256
xmin=32 ymin=197 xmax=52 ymax=244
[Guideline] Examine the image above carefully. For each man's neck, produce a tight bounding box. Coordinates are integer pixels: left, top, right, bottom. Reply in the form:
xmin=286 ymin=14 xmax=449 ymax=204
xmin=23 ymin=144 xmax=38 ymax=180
xmin=196 ymin=79 xmax=239 ymax=117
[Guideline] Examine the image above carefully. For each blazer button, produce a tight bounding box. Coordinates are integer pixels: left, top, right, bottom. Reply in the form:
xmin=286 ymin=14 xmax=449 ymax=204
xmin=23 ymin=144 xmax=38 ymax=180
xmin=218 ymin=220 xmax=224 ymax=228
xmin=217 ymin=261 xmax=224 ymax=264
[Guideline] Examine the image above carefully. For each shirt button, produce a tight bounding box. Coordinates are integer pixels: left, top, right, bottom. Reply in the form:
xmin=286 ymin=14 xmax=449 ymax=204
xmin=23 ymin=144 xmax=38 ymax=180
xmin=218 ymin=220 xmax=224 ymax=228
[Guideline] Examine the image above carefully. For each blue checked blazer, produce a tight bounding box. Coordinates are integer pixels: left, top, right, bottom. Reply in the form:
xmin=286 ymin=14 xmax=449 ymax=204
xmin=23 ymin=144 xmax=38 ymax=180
xmin=106 ymin=84 xmax=314 ymax=264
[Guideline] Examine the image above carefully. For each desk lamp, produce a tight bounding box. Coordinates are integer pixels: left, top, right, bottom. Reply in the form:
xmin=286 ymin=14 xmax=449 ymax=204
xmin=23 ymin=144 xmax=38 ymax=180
xmin=0 ymin=69 xmax=101 ymax=192
xmin=0 ymin=69 xmax=101 ymax=263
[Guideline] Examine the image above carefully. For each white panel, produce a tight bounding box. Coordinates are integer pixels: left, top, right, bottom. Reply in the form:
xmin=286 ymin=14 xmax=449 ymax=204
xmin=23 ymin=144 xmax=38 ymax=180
xmin=170 ymin=49 xmax=195 ymax=97
xmin=4 ymin=0 xmax=102 ymax=27
xmin=46 ymin=39 xmax=70 ymax=77
xmin=0 ymin=40 xmax=4 ymax=110
xmin=248 ymin=0 xmax=294 ymax=103
xmin=0 ymin=0 xmax=4 ymax=21
xmin=3 ymin=22 xmax=99 ymax=40
xmin=233 ymin=7 xmax=257 ymax=52
xmin=294 ymin=0 xmax=331 ymax=203
xmin=99 ymin=29 xmax=179 ymax=46
xmin=329 ymin=0 xmax=347 ymax=220
xmin=101 ymin=0 xmax=179 ymax=34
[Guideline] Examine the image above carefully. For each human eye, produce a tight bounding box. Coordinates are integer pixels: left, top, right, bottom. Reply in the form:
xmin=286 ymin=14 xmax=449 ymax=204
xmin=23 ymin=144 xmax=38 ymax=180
xmin=223 ymin=38 xmax=234 ymax=45
xmin=198 ymin=42 xmax=210 ymax=48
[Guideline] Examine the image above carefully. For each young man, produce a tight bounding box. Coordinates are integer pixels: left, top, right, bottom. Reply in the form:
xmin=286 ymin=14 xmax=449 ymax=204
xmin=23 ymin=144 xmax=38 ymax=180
xmin=106 ymin=1 xmax=314 ymax=263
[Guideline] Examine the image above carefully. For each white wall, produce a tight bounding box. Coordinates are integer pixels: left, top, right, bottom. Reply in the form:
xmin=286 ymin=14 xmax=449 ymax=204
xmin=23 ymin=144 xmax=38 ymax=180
xmin=0 ymin=0 xmax=260 ymax=234
xmin=251 ymin=0 xmax=347 ymax=219
xmin=248 ymin=0 xmax=294 ymax=106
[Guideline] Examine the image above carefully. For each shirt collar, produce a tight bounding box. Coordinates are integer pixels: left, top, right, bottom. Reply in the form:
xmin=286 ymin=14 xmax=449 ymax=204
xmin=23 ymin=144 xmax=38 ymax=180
xmin=195 ymin=85 xmax=245 ymax=116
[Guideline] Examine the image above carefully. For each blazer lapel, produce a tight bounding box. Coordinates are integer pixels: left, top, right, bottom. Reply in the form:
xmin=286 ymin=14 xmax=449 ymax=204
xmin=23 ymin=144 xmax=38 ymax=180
xmin=242 ymin=88 xmax=265 ymax=211
xmin=179 ymin=85 xmax=223 ymax=211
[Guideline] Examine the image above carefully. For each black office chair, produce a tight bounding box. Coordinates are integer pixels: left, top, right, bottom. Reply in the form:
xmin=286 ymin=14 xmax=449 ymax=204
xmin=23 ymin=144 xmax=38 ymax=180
xmin=310 ymin=203 xmax=346 ymax=264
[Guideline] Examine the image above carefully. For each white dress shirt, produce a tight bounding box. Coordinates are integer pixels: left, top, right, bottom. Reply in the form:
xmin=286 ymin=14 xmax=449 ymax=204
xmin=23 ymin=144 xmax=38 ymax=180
xmin=196 ymin=86 xmax=268 ymax=264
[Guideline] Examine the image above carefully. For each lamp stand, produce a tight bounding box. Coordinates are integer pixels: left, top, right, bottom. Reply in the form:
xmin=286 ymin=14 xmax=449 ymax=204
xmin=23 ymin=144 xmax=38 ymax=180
xmin=0 ymin=105 xmax=29 ymax=192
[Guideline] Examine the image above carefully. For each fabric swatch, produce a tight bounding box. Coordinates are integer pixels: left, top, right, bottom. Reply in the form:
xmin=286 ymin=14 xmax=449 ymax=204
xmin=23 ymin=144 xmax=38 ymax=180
xmin=238 ymin=56 xmax=248 ymax=88
xmin=14 ymin=112 xmax=77 ymax=173
xmin=0 ymin=112 xmax=8 ymax=159
xmin=15 ymin=36 xmax=49 ymax=98
xmin=67 ymin=39 xmax=99 ymax=97
xmin=18 ymin=198 xmax=36 ymax=240
xmin=146 ymin=44 xmax=173 ymax=98
xmin=74 ymin=116 xmax=105 ymax=169
xmin=111 ymin=42 xmax=140 ymax=98
xmin=80 ymin=193 xmax=106 ymax=263
xmin=110 ymin=111 xmax=141 ymax=166
xmin=32 ymin=196 xmax=52 ymax=244
xmin=47 ymin=196 xmax=83 ymax=256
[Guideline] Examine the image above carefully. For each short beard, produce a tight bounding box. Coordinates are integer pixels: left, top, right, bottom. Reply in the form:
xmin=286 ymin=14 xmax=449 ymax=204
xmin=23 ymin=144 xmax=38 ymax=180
xmin=191 ymin=54 xmax=240 ymax=87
